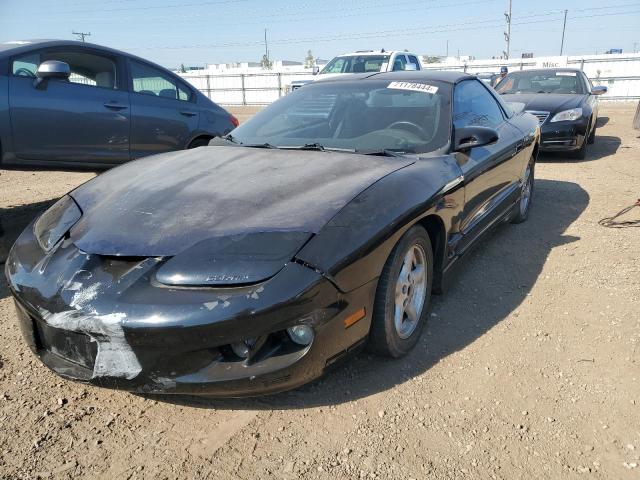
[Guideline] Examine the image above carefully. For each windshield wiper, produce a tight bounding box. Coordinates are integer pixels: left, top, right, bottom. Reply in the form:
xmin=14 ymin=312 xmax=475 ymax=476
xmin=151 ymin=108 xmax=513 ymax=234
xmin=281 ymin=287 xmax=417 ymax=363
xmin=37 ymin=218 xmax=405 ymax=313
xmin=281 ymin=144 xmax=356 ymax=153
xmin=243 ymin=142 xmax=278 ymax=149
xmin=357 ymin=149 xmax=410 ymax=157
xmin=222 ymin=133 xmax=239 ymax=144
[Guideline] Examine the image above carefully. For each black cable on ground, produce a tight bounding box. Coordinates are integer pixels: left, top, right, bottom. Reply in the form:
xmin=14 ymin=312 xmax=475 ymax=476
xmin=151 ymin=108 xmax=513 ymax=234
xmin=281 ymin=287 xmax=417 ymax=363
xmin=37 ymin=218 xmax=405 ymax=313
xmin=598 ymin=199 xmax=640 ymax=228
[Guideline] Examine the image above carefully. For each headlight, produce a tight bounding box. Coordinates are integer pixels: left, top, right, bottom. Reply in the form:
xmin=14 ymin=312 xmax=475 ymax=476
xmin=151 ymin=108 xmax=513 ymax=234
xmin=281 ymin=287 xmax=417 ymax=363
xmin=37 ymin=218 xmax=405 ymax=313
xmin=550 ymin=108 xmax=583 ymax=122
xmin=33 ymin=195 xmax=82 ymax=252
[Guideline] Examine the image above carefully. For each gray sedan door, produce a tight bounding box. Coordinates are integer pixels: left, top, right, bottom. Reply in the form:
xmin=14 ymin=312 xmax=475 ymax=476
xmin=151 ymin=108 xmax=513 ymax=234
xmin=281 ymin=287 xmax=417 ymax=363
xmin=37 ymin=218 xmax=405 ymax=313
xmin=8 ymin=48 xmax=130 ymax=165
xmin=128 ymin=59 xmax=199 ymax=159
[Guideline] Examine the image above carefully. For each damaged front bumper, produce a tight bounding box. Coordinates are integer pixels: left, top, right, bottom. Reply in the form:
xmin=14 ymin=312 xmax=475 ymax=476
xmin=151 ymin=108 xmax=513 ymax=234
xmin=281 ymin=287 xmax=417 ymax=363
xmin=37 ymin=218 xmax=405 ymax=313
xmin=5 ymin=223 xmax=374 ymax=396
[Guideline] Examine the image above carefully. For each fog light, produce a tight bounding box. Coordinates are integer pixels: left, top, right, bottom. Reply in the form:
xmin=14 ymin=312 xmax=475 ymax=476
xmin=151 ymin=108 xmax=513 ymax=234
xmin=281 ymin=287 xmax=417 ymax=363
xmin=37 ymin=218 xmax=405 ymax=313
xmin=287 ymin=325 xmax=314 ymax=346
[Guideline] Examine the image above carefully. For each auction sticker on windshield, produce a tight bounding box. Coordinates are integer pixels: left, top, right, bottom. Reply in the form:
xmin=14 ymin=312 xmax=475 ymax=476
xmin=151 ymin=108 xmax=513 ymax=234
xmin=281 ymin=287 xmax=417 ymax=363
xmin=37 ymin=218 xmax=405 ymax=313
xmin=556 ymin=71 xmax=577 ymax=76
xmin=388 ymin=81 xmax=439 ymax=94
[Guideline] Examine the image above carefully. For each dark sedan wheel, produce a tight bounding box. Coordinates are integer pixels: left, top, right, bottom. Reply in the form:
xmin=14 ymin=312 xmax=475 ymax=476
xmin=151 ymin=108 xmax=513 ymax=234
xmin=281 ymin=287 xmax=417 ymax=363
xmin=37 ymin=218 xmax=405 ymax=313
xmin=511 ymin=157 xmax=534 ymax=224
xmin=587 ymin=119 xmax=596 ymax=144
xmin=369 ymin=226 xmax=433 ymax=358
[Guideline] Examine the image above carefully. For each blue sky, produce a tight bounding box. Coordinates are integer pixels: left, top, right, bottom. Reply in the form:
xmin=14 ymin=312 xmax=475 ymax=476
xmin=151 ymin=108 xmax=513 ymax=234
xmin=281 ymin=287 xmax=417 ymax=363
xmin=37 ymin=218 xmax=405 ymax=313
xmin=1 ymin=0 xmax=639 ymax=68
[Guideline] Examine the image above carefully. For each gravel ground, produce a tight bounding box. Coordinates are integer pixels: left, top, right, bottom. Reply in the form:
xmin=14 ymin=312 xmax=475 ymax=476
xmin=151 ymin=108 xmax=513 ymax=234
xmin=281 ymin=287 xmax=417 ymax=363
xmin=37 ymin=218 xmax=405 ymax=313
xmin=0 ymin=103 xmax=639 ymax=479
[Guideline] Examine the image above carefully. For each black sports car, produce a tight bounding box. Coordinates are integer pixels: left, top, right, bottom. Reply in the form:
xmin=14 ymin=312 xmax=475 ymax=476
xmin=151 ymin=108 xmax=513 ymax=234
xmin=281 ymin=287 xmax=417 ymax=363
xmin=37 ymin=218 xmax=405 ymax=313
xmin=6 ymin=71 xmax=540 ymax=397
xmin=495 ymin=68 xmax=607 ymax=159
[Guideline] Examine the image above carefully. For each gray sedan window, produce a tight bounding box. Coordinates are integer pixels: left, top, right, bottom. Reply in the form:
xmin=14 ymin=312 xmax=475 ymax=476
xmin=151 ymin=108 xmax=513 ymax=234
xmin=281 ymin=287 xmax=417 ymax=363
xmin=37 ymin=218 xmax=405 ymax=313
xmin=130 ymin=60 xmax=191 ymax=101
xmin=45 ymin=51 xmax=117 ymax=89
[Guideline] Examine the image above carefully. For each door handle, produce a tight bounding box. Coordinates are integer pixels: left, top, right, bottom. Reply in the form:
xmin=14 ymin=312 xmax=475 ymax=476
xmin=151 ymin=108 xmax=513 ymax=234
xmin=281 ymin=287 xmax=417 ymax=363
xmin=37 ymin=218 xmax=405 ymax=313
xmin=180 ymin=110 xmax=198 ymax=117
xmin=104 ymin=102 xmax=128 ymax=110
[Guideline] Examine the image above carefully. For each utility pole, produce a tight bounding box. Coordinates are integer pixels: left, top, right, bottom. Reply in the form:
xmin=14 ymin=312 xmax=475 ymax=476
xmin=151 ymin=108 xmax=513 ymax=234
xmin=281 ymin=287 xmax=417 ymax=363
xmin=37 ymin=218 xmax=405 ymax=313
xmin=560 ymin=10 xmax=568 ymax=55
xmin=72 ymin=31 xmax=91 ymax=42
xmin=264 ymin=28 xmax=269 ymax=62
xmin=634 ymin=42 xmax=638 ymax=53
xmin=446 ymin=40 xmax=449 ymax=57
xmin=503 ymin=0 xmax=512 ymax=59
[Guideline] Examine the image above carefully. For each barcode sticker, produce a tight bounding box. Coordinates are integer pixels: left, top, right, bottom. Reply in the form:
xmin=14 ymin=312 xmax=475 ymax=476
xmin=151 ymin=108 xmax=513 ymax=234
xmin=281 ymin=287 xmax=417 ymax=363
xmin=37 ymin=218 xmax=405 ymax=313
xmin=387 ymin=81 xmax=439 ymax=94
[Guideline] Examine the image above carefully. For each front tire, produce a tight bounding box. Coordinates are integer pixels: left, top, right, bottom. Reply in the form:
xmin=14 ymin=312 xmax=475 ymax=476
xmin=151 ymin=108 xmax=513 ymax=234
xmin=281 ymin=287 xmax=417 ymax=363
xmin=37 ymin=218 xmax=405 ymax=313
xmin=511 ymin=156 xmax=534 ymax=224
xmin=369 ymin=226 xmax=433 ymax=358
xmin=588 ymin=117 xmax=596 ymax=144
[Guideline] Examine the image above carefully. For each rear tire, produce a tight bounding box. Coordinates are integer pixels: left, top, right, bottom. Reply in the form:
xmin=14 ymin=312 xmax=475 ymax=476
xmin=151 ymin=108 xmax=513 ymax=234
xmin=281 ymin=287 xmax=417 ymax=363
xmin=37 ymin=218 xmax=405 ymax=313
xmin=369 ymin=226 xmax=433 ymax=358
xmin=511 ymin=156 xmax=535 ymax=224
xmin=188 ymin=137 xmax=211 ymax=149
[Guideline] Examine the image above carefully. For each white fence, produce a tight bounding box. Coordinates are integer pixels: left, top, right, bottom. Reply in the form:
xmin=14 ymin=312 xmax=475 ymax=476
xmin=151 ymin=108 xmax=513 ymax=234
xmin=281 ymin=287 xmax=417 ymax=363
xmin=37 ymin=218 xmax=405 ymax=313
xmin=178 ymin=53 xmax=640 ymax=105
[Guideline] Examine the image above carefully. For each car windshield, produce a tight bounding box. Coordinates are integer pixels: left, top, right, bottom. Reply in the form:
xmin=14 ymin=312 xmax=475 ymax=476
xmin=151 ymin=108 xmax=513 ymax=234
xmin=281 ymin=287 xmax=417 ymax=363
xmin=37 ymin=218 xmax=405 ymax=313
xmin=321 ymin=55 xmax=391 ymax=74
xmin=496 ymin=70 xmax=585 ymax=95
xmin=229 ymin=79 xmax=451 ymax=155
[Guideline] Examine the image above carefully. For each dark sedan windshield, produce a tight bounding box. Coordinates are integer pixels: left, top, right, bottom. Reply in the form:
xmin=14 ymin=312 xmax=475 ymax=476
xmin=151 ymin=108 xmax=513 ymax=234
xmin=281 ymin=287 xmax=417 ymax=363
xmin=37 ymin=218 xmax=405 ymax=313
xmin=229 ymin=80 xmax=451 ymax=154
xmin=497 ymin=70 xmax=586 ymax=95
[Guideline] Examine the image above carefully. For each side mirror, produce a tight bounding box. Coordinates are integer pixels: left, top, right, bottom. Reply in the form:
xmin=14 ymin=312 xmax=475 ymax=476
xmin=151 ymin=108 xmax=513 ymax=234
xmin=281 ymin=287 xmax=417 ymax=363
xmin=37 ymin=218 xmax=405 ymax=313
xmin=591 ymin=85 xmax=607 ymax=96
xmin=34 ymin=60 xmax=70 ymax=90
xmin=454 ymin=126 xmax=499 ymax=152
xmin=405 ymin=63 xmax=418 ymax=71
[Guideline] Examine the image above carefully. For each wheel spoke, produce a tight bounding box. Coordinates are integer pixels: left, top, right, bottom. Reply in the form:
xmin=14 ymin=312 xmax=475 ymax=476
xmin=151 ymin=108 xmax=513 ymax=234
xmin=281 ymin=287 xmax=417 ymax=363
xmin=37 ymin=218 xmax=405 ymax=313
xmin=410 ymin=265 xmax=425 ymax=285
xmin=405 ymin=301 xmax=419 ymax=324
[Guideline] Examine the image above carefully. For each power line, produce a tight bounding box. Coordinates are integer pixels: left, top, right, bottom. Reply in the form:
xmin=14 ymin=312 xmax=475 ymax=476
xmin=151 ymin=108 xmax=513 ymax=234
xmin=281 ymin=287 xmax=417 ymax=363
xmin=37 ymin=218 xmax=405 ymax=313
xmin=122 ymin=6 xmax=640 ymax=52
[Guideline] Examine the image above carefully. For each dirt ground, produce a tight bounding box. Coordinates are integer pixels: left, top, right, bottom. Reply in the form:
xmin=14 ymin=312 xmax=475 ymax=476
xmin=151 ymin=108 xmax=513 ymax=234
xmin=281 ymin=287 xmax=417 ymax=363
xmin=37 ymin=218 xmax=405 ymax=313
xmin=0 ymin=103 xmax=639 ymax=479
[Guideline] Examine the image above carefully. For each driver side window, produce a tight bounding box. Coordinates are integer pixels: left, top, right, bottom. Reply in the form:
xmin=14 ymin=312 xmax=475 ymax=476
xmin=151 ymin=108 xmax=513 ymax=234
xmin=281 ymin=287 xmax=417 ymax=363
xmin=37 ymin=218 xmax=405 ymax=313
xmin=12 ymin=52 xmax=40 ymax=77
xmin=453 ymin=80 xmax=505 ymax=129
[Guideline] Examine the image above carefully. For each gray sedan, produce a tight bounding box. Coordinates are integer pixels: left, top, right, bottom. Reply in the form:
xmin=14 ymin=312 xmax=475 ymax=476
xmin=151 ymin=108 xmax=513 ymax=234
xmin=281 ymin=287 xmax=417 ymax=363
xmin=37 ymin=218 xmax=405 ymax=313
xmin=0 ymin=40 xmax=238 ymax=169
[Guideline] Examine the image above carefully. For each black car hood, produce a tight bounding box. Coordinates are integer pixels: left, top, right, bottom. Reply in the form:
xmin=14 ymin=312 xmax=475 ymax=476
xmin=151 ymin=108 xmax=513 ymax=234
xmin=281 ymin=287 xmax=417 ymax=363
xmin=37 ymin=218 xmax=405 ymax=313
xmin=501 ymin=93 xmax=585 ymax=112
xmin=69 ymin=146 xmax=413 ymax=257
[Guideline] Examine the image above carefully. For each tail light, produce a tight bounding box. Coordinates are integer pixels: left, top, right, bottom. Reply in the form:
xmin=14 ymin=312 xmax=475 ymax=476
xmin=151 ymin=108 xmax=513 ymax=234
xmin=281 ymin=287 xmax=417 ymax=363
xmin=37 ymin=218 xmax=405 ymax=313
xmin=230 ymin=114 xmax=239 ymax=128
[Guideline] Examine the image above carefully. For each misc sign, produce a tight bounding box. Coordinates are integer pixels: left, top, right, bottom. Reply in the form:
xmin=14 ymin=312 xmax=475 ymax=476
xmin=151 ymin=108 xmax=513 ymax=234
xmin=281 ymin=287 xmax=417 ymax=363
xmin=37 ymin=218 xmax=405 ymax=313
xmin=534 ymin=57 xmax=569 ymax=68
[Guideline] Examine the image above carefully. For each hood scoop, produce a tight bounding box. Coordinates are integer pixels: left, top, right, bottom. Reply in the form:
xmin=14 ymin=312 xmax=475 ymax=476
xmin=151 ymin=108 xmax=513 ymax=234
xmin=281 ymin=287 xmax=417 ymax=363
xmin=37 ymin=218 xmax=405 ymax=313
xmin=155 ymin=231 xmax=312 ymax=286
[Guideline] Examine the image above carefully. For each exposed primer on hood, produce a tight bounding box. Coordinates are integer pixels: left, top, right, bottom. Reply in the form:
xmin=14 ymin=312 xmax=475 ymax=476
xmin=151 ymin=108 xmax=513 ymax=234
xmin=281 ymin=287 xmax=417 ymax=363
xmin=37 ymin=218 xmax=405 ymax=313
xmin=38 ymin=308 xmax=141 ymax=380
xmin=69 ymin=146 xmax=414 ymax=257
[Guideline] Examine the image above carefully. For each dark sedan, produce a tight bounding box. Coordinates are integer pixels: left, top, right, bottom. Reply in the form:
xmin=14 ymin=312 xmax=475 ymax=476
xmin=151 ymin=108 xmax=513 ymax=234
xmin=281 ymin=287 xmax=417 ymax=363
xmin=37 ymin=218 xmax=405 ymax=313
xmin=6 ymin=71 xmax=539 ymax=397
xmin=496 ymin=68 xmax=607 ymax=159
xmin=0 ymin=40 xmax=238 ymax=169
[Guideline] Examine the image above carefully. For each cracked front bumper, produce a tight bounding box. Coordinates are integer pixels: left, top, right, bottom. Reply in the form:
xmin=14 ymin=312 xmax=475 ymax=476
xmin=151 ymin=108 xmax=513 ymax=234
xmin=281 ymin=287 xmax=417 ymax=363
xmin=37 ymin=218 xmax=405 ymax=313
xmin=5 ymin=222 xmax=374 ymax=397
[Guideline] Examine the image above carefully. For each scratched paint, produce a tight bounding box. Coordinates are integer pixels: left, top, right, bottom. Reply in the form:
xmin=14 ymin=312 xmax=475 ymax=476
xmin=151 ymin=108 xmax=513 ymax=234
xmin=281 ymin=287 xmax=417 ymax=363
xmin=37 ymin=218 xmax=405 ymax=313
xmin=38 ymin=308 xmax=142 ymax=380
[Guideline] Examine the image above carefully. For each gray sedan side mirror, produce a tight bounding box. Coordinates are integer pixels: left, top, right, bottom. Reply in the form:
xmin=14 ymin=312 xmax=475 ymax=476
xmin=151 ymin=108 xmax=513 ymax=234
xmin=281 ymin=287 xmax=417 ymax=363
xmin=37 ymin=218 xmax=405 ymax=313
xmin=591 ymin=85 xmax=608 ymax=96
xmin=34 ymin=60 xmax=71 ymax=90
xmin=454 ymin=126 xmax=499 ymax=152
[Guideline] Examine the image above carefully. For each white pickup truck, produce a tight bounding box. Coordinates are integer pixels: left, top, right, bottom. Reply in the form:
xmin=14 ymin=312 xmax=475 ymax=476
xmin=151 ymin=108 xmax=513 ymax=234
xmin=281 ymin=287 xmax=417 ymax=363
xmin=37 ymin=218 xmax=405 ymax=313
xmin=289 ymin=50 xmax=423 ymax=91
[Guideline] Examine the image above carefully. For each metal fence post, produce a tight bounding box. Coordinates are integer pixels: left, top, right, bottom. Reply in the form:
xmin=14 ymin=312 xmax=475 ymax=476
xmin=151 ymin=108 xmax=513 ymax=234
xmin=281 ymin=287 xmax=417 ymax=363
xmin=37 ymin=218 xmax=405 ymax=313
xmin=277 ymin=73 xmax=282 ymax=97
xmin=241 ymin=74 xmax=246 ymax=106
xmin=206 ymin=74 xmax=211 ymax=100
